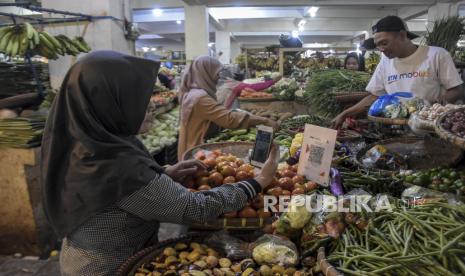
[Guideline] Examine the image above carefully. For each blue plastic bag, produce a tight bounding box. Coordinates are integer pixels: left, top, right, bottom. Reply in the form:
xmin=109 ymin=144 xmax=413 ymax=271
xmin=368 ymin=92 xmax=413 ymax=116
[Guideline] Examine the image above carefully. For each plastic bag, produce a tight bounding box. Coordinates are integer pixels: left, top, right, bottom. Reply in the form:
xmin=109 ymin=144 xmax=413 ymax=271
xmin=251 ymin=234 xmax=299 ymax=266
xmin=368 ymin=92 xmax=412 ymax=116
xmin=275 ymin=195 xmax=313 ymax=240
xmin=401 ymin=185 xmax=463 ymax=206
xmin=362 ymin=145 xmax=407 ymax=170
xmin=407 ymin=112 xmax=436 ymax=135
xmin=205 ymin=231 xmax=251 ymax=260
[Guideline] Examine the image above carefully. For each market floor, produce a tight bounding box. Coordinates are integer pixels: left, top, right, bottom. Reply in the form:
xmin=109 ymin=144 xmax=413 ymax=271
xmin=0 ymin=223 xmax=187 ymax=276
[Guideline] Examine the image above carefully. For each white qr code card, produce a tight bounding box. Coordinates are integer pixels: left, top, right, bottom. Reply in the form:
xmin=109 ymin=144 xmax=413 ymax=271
xmin=297 ymin=124 xmax=337 ymax=186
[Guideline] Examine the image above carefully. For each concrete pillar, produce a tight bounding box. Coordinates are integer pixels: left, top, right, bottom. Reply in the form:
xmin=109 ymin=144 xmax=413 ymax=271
xmin=215 ymin=31 xmax=230 ymax=64
xmin=41 ymin=0 xmax=134 ymax=89
xmin=184 ymin=4 xmax=209 ymax=62
xmin=230 ymin=41 xmax=241 ymax=64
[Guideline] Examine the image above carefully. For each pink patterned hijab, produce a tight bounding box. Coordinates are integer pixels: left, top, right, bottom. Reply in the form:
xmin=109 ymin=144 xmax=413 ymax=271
xmin=179 ymin=56 xmax=223 ymax=126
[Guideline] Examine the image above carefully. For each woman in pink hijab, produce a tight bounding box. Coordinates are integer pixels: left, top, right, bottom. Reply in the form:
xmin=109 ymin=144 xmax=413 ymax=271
xmin=178 ymin=56 xmax=277 ymax=160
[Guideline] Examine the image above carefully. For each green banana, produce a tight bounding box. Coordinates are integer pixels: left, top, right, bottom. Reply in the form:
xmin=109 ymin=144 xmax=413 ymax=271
xmin=32 ymin=29 xmax=39 ymax=46
xmin=6 ymin=34 xmax=18 ymax=56
xmin=0 ymin=26 xmax=12 ymax=42
xmin=39 ymin=32 xmax=55 ymax=51
xmin=41 ymin=31 xmax=61 ymax=49
xmin=25 ymin=22 xmax=34 ymax=40
xmin=0 ymin=29 xmax=13 ymax=51
xmin=19 ymin=34 xmax=29 ymax=56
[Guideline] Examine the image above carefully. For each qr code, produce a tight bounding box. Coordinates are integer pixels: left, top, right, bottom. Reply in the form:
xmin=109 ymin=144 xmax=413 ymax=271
xmin=308 ymin=145 xmax=325 ymax=166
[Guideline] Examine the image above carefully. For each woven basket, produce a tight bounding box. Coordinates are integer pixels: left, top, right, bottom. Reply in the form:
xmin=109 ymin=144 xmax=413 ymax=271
xmin=435 ymin=107 xmax=465 ymax=150
xmin=333 ymin=91 xmax=370 ymax=104
xmin=356 ymin=137 xmax=463 ymax=172
xmin=190 ymin=217 xmax=275 ymax=230
xmin=182 ymin=141 xmax=254 ymax=161
xmin=317 ymin=247 xmax=343 ymax=276
xmin=238 ymin=97 xmax=277 ymax=102
xmin=367 ymin=115 xmax=408 ymax=125
xmin=117 ymin=234 xmax=206 ymax=276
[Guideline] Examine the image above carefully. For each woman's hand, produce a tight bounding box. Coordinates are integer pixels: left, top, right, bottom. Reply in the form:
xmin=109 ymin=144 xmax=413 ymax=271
xmin=254 ymin=144 xmax=279 ymax=190
xmin=165 ymin=160 xmax=207 ymax=183
xmin=263 ymin=118 xmax=279 ymax=130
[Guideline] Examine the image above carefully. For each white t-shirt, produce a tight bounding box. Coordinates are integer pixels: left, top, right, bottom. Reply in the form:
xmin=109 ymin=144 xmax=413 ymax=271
xmin=366 ymin=46 xmax=463 ymax=103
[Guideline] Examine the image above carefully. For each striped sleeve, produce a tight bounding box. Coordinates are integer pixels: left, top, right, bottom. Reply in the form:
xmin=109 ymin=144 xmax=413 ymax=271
xmin=117 ymin=174 xmax=262 ymax=224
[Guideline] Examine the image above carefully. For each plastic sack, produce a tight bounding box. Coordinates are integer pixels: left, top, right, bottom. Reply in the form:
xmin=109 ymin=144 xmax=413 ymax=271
xmin=275 ymin=195 xmax=313 ymax=240
xmin=205 ymin=231 xmax=251 ymax=260
xmin=401 ymin=185 xmax=463 ymax=206
xmin=407 ymin=112 xmax=436 ymax=135
xmin=362 ymin=145 xmax=407 ymax=170
xmin=368 ymin=92 xmax=412 ymax=116
xmin=251 ymin=234 xmax=299 ymax=266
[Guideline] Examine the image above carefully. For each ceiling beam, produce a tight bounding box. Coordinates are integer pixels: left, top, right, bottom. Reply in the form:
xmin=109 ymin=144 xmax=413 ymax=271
xmin=132 ymin=0 xmax=184 ymax=10
xmin=209 ymin=13 xmax=224 ymax=30
xmin=182 ymin=0 xmax=207 ymax=4
xmin=191 ymin=0 xmax=439 ymax=7
xmin=398 ymin=6 xmax=428 ymax=20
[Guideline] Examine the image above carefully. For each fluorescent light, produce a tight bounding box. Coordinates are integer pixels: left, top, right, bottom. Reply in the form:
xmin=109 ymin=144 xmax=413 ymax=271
xmin=142 ymin=47 xmax=149 ymax=52
xmin=303 ymin=43 xmax=329 ymax=48
xmin=308 ymin=6 xmax=319 ymax=17
xmin=176 ymin=20 xmax=182 ymax=24
xmin=291 ymin=30 xmax=299 ymax=38
xmin=152 ymin=9 xmax=163 ymax=16
xmin=151 ymin=47 xmax=157 ymax=51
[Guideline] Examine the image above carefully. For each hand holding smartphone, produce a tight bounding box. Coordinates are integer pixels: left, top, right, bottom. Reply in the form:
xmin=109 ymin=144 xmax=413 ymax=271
xmin=250 ymin=125 xmax=274 ymax=168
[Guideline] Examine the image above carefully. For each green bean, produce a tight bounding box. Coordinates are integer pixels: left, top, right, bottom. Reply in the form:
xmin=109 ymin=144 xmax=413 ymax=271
xmin=402 ymin=227 xmax=413 ymax=256
xmin=441 ymin=232 xmax=465 ymax=256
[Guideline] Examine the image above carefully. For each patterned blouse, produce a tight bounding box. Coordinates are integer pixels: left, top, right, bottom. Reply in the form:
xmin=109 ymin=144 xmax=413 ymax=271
xmin=59 ymin=173 xmax=261 ymax=276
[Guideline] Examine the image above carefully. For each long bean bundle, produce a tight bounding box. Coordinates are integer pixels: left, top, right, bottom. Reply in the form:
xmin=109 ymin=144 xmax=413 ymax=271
xmin=425 ymin=16 xmax=465 ymax=57
xmin=328 ymin=202 xmax=465 ymax=275
xmin=303 ymin=69 xmax=370 ymax=118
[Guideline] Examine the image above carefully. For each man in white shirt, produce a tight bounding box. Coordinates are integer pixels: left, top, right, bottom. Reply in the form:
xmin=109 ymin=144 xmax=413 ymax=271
xmin=332 ymin=15 xmax=464 ymax=128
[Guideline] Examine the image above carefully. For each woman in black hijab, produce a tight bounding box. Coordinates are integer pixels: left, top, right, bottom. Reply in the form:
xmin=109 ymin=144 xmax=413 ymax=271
xmin=41 ymin=51 xmax=278 ymax=275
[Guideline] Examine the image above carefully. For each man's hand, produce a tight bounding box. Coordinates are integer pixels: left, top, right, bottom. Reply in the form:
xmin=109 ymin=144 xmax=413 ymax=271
xmin=331 ymin=113 xmax=347 ymax=129
xmin=165 ymin=160 xmax=207 ymax=183
xmin=254 ymin=144 xmax=279 ymax=189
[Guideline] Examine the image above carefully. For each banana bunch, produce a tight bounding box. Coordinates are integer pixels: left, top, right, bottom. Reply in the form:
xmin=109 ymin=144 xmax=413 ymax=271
xmin=0 ymin=22 xmax=91 ymax=59
xmin=0 ymin=22 xmax=40 ymax=57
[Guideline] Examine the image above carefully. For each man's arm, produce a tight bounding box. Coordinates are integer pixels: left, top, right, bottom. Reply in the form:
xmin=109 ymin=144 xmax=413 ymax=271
xmin=331 ymin=94 xmax=378 ymax=128
xmin=442 ymin=84 xmax=465 ymax=104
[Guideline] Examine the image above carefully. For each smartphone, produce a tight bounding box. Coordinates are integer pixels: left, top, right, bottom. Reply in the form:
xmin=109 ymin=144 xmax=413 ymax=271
xmin=250 ymin=125 xmax=274 ymax=168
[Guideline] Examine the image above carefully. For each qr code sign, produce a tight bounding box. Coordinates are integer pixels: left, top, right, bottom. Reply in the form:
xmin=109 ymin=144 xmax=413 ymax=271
xmin=308 ymin=144 xmax=325 ymax=166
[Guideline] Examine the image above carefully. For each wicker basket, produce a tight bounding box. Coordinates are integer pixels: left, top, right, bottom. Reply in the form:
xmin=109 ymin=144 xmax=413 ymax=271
xmin=190 ymin=217 xmax=275 ymax=230
xmin=367 ymin=115 xmax=408 ymax=125
xmin=238 ymin=97 xmax=277 ymax=102
xmin=317 ymin=247 xmax=343 ymax=276
xmin=435 ymin=107 xmax=465 ymax=150
xmin=333 ymin=91 xmax=370 ymax=104
xmin=356 ymin=137 xmax=463 ymax=171
xmin=182 ymin=141 xmax=254 ymax=161
xmin=117 ymin=234 xmax=207 ymax=276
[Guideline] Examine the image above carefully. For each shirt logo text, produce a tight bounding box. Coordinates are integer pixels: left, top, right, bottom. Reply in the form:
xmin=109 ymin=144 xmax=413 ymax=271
xmin=387 ymin=70 xmax=430 ymax=84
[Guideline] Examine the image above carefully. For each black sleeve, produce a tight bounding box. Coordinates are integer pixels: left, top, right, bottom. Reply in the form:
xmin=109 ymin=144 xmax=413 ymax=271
xmin=117 ymin=173 xmax=261 ymax=224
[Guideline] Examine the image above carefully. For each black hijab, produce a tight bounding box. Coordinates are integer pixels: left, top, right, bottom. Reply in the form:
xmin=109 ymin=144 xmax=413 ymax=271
xmin=41 ymin=51 xmax=162 ymax=238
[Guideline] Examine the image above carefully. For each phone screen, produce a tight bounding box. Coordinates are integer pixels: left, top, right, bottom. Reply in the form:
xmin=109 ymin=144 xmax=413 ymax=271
xmin=252 ymin=130 xmax=273 ymax=163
